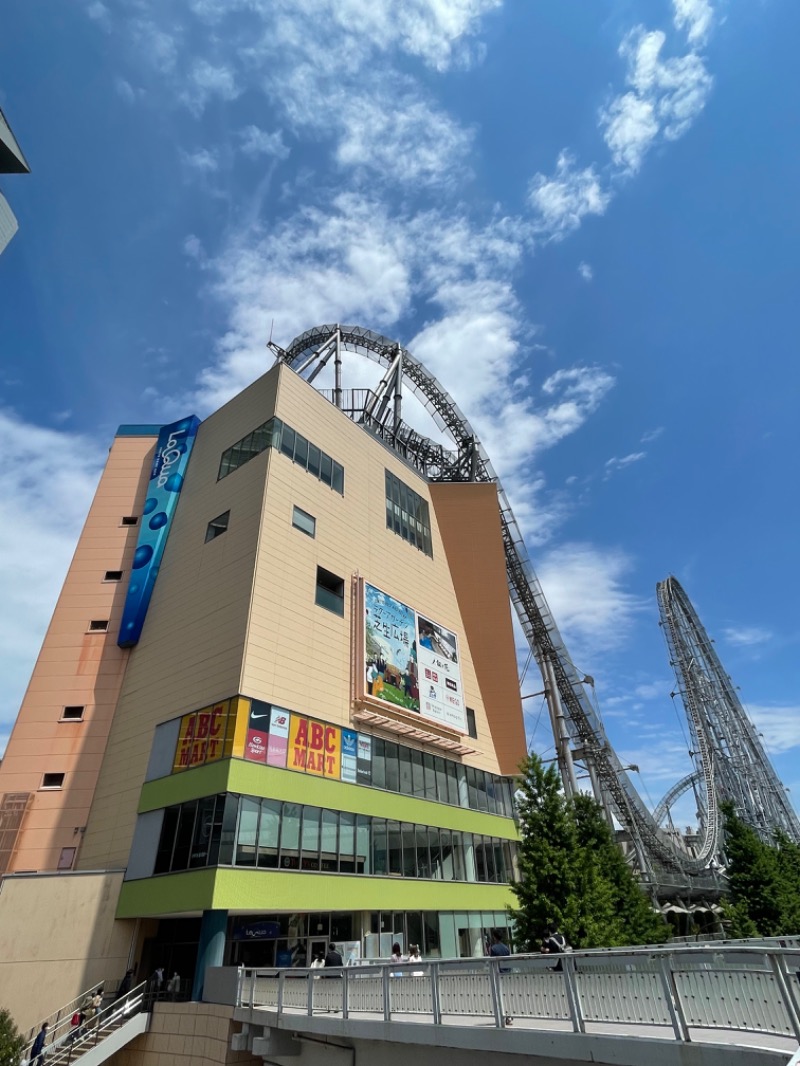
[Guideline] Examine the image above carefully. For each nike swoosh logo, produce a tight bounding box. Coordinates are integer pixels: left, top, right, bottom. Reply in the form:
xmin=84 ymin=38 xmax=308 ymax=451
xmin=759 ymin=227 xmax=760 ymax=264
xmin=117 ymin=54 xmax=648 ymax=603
xmin=251 ymin=714 xmax=270 ymax=720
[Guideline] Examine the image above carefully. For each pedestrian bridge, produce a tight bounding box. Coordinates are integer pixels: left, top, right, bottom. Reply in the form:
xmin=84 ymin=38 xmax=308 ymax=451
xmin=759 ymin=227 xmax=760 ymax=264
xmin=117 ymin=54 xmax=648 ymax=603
xmin=226 ymin=944 xmax=800 ymax=1066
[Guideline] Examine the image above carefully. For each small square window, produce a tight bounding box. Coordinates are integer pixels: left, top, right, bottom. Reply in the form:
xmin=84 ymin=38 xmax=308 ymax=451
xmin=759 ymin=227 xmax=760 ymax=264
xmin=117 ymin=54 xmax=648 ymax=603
xmin=61 ymin=706 xmax=85 ymax=721
xmin=205 ymin=510 xmax=230 ymax=543
xmin=292 ymin=506 xmax=316 ymax=538
xmin=466 ymin=708 xmax=478 ymax=740
xmin=88 ymin=620 xmax=109 ymax=633
xmin=41 ymin=773 xmax=65 ymax=790
xmin=121 ymin=516 xmax=138 ymax=527
xmin=58 ymin=847 xmax=76 ymax=870
xmin=315 ymin=567 xmax=345 ymax=616
xmin=103 ymin=570 xmax=123 ymax=582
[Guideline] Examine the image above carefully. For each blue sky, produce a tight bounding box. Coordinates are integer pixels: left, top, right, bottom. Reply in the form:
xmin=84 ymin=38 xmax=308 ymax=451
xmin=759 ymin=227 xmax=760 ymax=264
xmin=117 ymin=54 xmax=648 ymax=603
xmin=2 ymin=0 xmax=798 ymax=828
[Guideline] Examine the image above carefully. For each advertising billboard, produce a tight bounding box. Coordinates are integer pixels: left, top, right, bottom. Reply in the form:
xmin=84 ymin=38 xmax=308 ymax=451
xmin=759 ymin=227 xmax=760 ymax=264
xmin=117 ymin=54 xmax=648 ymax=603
xmin=364 ymin=582 xmax=466 ymax=733
xmin=172 ymin=699 xmax=234 ymax=772
xmin=118 ymin=414 xmax=200 ymax=648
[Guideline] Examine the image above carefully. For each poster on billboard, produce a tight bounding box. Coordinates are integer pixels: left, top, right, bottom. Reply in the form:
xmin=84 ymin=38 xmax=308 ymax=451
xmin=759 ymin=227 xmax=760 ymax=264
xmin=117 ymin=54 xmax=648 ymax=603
xmin=364 ymin=582 xmax=466 ymax=733
xmin=172 ymin=700 xmax=233 ymax=772
xmin=416 ymin=614 xmax=466 ymax=732
xmin=341 ymin=729 xmax=358 ymax=783
xmin=266 ymin=706 xmax=290 ymax=767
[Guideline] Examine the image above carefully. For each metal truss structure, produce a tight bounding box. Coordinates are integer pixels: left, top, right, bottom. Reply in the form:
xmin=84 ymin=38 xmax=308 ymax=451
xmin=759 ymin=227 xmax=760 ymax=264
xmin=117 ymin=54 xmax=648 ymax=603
xmin=272 ymin=324 xmax=798 ymax=895
xmin=656 ymin=576 xmax=800 ymax=848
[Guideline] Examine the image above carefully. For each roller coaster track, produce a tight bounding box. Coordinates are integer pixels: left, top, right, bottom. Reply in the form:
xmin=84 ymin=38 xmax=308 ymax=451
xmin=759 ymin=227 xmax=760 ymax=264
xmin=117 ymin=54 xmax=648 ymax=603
xmin=274 ymin=324 xmax=796 ymax=891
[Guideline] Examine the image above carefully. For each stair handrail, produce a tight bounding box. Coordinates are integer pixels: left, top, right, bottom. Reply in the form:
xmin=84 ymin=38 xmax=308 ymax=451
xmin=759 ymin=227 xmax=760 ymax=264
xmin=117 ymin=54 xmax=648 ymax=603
xmin=23 ymin=981 xmax=121 ymax=1046
xmin=28 ymin=982 xmax=148 ymax=1066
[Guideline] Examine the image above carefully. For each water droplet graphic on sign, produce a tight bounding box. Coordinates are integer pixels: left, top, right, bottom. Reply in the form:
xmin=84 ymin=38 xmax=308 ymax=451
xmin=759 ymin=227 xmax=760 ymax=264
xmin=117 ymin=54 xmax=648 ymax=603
xmin=143 ymin=497 xmax=158 ymax=515
xmin=149 ymin=512 xmax=168 ymax=530
xmin=132 ymin=544 xmax=154 ymax=569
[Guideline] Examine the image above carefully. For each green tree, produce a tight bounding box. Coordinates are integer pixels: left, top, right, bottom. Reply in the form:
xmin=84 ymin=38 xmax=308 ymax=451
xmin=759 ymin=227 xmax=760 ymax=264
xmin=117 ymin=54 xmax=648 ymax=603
xmin=510 ymin=754 xmax=670 ymax=950
xmin=0 ymin=1007 xmax=26 ymax=1066
xmin=721 ymin=804 xmax=800 ymax=936
xmin=509 ymin=754 xmax=577 ymax=951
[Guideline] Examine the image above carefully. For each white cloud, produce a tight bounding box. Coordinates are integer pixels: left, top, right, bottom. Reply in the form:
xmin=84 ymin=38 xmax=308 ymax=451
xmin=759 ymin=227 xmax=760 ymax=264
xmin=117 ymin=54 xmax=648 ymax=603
xmin=181 ymin=59 xmax=239 ymax=114
xmin=239 ymin=126 xmax=290 ymax=161
xmin=604 ymin=451 xmax=647 ymax=478
xmin=641 ymin=426 xmax=664 ymax=443
xmin=528 ymin=151 xmax=611 ymax=241
xmin=746 ymin=706 xmax=800 ymax=755
xmin=334 ymin=92 xmax=473 ymax=187
xmin=86 ymin=1 xmax=110 ymax=29
xmin=673 ymin=0 xmax=714 ymax=46
xmin=0 ymin=412 xmax=104 ymax=757
xmin=723 ymin=625 xmax=773 ymax=648
xmin=578 ymin=262 xmax=593 ymax=282
xmin=181 ymin=148 xmax=219 ymax=173
xmin=601 ymin=28 xmax=713 ymax=174
xmin=536 ymin=542 xmax=647 ymax=662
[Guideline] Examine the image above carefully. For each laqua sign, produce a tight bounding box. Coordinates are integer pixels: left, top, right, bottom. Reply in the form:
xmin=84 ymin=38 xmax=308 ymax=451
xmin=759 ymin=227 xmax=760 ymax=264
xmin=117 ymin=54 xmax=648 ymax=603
xmin=118 ymin=414 xmax=200 ymax=648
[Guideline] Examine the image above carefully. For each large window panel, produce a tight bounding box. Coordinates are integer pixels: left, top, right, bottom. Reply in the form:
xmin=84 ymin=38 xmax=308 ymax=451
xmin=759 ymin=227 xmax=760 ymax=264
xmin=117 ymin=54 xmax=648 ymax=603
xmin=423 ymin=752 xmax=437 ymax=800
xmin=384 ymin=741 xmax=400 ymax=793
xmin=372 ymin=738 xmax=386 ymax=790
xmin=257 ymin=798 xmax=281 ymax=869
xmin=357 ymin=815 xmax=371 ymax=874
xmin=218 ymin=794 xmax=239 ymax=866
xmin=235 ymin=797 xmax=260 ymax=868
xmin=172 ymin=799 xmax=198 ymax=871
xmin=189 ymin=795 xmax=217 ymax=869
xmin=281 ymin=803 xmax=301 ymax=868
xmin=401 ymin=823 xmax=417 ymax=878
xmin=339 ymin=811 xmax=355 ymax=873
xmin=372 ymin=818 xmax=387 ymax=875
xmin=411 ymin=748 xmax=425 ymax=799
xmin=154 ymin=805 xmax=180 ymax=874
xmin=301 ymin=806 xmax=321 ymax=869
xmin=321 ymin=809 xmax=338 ymax=872
xmin=387 ymin=819 xmax=402 ymax=876
xmin=399 ymin=747 xmax=413 ymax=795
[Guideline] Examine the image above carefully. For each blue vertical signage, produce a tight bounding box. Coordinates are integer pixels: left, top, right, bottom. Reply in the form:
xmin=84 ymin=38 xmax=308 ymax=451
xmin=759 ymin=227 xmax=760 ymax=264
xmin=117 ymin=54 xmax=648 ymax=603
xmin=118 ymin=415 xmax=200 ymax=649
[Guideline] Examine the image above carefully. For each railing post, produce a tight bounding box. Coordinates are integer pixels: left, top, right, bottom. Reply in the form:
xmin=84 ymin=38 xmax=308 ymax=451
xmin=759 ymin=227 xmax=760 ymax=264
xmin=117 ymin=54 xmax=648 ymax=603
xmin=235 ymin=965 xmax=244 ymax=1008
xmin=342 ymin=967 xmax=349 ymax=1020
xmin=561 ymin=954 xmax=585 ymax=1034
xmin=658 ymin=954 xmax=690 ymax=1042
xmin=307 ymin=969 xmax=315 ymax=1016
xmin=430 ymin=963 xmax=441 ymax=1026
xmin=250 ymin=969 xmax=257 ymax=1010
xmin=768 ymin=952 xmax=800 ymax=1043
xmin=277 ymin=969 xmax=285 ymax=1015
xmin=487 ymin=958 xmax=505 ymax=1028
xmin=382 ymin=963 xmax=391 ymax=1022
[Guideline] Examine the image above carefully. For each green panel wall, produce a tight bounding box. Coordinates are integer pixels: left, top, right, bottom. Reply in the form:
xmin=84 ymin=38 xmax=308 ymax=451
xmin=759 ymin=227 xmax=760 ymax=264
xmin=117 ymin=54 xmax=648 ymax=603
xmin=139 ymin=758 xmax=518 ymax=839
xmin=117 ymin=866 xmax=515 ymax=918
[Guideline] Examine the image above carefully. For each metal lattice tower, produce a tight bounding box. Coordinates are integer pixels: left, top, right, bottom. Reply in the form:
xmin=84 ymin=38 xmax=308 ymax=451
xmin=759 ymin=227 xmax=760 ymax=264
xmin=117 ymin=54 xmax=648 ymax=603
xmin=272 ymin=324 xmax=797 ymax=895
xmin=656 ymin=576 xmax=800 ymax=845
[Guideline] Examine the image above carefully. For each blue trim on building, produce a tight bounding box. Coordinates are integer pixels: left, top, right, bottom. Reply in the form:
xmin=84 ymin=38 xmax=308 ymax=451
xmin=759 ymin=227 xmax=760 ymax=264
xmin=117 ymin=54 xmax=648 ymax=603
xmin=115 ymin=424 xmax=163 ymax=437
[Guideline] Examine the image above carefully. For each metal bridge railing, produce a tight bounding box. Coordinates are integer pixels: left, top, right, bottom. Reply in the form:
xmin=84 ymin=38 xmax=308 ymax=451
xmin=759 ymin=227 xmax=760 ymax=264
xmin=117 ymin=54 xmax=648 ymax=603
xmin=237 ymin=945 xmax=800 ymax=1046
xmin=31 ymin=983 xmax=149 ymax=1066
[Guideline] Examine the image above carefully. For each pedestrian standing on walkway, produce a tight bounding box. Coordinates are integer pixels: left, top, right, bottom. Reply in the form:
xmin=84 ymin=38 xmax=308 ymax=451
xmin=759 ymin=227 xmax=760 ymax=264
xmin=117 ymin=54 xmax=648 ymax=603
xmin=167 ymin=973 xmax=180 ymax=1001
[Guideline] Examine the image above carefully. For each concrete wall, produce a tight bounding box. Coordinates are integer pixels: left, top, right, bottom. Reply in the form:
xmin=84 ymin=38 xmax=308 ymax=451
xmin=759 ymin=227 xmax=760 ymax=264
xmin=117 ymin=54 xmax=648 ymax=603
xmin=0 ymin=870 xmax=133 ymax=1031
xmin=110 ymin=1002 xmax=257 ymax=1066
xmin=0 ymin=433 xmax=155 ymax=873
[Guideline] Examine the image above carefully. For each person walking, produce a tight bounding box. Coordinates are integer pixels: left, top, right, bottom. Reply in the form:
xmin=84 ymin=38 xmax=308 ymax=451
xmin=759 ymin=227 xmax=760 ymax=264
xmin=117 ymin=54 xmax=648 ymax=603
xmin=30 ymin=1023 xmax=48 ymax=1066
xmin=167 ymin=972 xmax=181 ymax=1001
xmin=407 ymin=944 xmax=423 ymax=977
xmin=542 ymin=926 xmax=569 ymax=971
xmin=323 ymin=942 xmax=343 ymax=974
xmin=115 ymin=969 xmax=134 ymax=1000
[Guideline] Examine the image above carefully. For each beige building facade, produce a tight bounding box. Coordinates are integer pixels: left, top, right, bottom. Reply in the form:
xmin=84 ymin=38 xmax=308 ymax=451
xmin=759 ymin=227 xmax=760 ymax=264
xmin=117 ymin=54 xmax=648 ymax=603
xmin=0 ymin=360 xmax=525 ymax=1028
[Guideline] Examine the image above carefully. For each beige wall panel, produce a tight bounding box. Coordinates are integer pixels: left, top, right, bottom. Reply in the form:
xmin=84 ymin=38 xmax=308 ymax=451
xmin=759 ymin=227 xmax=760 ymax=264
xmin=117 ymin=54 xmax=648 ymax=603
xmin=80 ymin=373 xmax=281 ymax=869
xmin=0 ymin=872 xmax=133 ymax=1031
xmin=0 ymin=434 xmax=155 ymax=873
xmin=239 ymin=367 xmax=501 ymax=774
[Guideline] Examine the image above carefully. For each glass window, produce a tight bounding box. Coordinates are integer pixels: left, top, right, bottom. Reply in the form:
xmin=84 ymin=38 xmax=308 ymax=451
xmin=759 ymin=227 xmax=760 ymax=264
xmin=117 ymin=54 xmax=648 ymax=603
xmin=293 ymin=433 xmax=309 ymax=469
xmin=332 ymin=462 xmax=344 ymax=494
xmin=457 ymin=764 xmax=469 ymax=808
xmin=372 ymin=738 xmax=386 ymax=790
xmin=415 ymin=824 xmax=431 ymax=878
xmin=423 ymin=752 xmax=437 ymax=800
xmin=218 ymin=794 xmax=239 ymax=865
xmin=190 ymin=795 xmax=217 ymax=868
xmin=308 ymin=444 xmax=321 ymax=478
xmin=301 ymin=806 xmax=321 ymax=866
xmin=280 ymin=424 xmax=296 ymax=459
xmin=207 ymin=794 xmax=225 ymax=866
xmin=384 ymin=741 xmax=400 ymax=793
xmin=451 ymin=830 xmax=466 ymax=881
xmin=486 ymin=775 xmax=498 ymax=816
xmin=315 ymin=567 xmax=345 ymax=616
xmin=476 ymin=770 xmax=489 ymax=813
xmin=466 ymin=707 xmax=478 ymax=740
xmin=427 ymin=826 xmax=442 ymax=880
xmin=411 ymin=749 xmax=425 ymax=799
xmin=372 ymin=818 xmax=387 ymax=875
xmin=321 ymin=809 xmax=338 ymax=872
xmin=462 ymin=833 xmax=476 ymax=881
xmin=399 ymin=748 xmax=413 ymax=795
xmin=483 ymin=837 xmax=496 ymax=882
xmin=435 ymin=757 xmax=448 ymax=803
xmin=339 ymin=811 xmax=355 ymax=873
xmin=171 ymin=800 xmax=198 ymax=871
xmin=423 ymin=913 xmax=441 ymax=959
xmin=154 ymin=805 xmax=180 ymax=874
xmin=357 ymin=815 xmax=371 ymax=874
xmin=401 ymin=823 xmax=417 ymax=878
xmin=319 ymin=452 xmax=333 ymax=487
xmin=446 ymin=761 xmax=460 ymax=806
xmin=467 ymin=765 xmax=479 ymax=810
xmin=387 ymin=820 xmax=402 ymax=876
xmin=292 ymin=506 xmax=316 ymax=538
xmin=205 ymin=510 xmax=230 ymax=543
xmin=438 ymin=827 xmax=453 ymax=881
xmin=281 ymin=803 xmax=301 ymax=869
xmin=384 ymin=470 xmax=432 ymax=557
xmin=257 ymin=799 xmax=281 ymax=868
xmin=235 ymin=797 xmax=259 ymax=867
xmin=474 ymin=836 xmax=487 ymax=882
